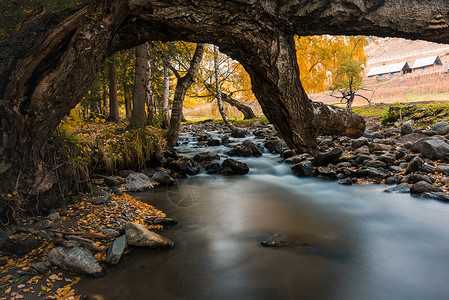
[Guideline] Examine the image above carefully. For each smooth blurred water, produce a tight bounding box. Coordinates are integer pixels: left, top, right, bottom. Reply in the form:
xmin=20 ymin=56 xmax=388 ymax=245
xmin=76 ymin=132 xmax=449 ymax=300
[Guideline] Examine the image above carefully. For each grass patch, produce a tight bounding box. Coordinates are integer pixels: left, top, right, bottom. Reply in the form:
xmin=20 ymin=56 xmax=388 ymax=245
xmin=379 ymin=101 xmax=449 ymax=127
xmin=50 ymin=114 xmax=162 ymax=180
xmin=352 ymin=103 xmax=389 ymax=117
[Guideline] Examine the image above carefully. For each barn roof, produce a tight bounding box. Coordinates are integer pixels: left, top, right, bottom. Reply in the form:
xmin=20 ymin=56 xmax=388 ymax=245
xmin=411 ymin=55 xmax=442 ymax=69
xmin=366 ymin=61 xmax=410 ymax=77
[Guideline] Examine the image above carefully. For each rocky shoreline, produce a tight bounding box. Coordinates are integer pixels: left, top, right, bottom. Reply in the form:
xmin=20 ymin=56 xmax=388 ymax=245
xmin=179 ymin=118 xmax=449 ymax=203
xmin=2 ymin=117 xmax=449 ymax=298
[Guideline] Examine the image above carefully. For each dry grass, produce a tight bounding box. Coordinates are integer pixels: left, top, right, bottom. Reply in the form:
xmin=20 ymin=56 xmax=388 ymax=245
xmin=311 ymin=71 xmax=449 ymax=107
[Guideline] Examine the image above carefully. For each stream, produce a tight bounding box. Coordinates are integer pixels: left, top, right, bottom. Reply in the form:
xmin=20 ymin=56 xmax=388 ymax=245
xmin=76 ymin=130 xmax=449 ymax=300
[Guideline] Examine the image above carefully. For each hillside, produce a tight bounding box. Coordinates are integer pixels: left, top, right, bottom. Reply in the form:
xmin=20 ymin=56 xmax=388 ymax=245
xmin=311 ymin=38 xmax=449 ymax=107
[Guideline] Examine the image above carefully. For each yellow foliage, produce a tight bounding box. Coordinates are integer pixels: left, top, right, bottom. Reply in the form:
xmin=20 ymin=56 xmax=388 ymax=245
xmin=295 ymin=35 xmax=368 ymax=93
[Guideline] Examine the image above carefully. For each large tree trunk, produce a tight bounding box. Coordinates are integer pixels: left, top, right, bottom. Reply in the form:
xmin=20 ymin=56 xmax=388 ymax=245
xmin=128 ymin=43 xmax=148 ymax=129
xmin=1 ymin=0 xmax=448 ymax=215
xmin=165 ymin=43 xmax=205 ymax=148
xmin=0 ymin=1 xmax=129 ymax=216
xmin=214 ymin=45 xmax=235 ymax=129
xmin=161 ymin=63 xmax=170 ymax=129
xmin=108 ymin=54 xmax=120 ymax=122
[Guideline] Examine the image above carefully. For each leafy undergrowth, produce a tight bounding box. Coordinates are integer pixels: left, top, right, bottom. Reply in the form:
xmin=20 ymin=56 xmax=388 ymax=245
xmin=50 ymin=113 xmax=163 ymax=176
xmin=0 ymin=193 xmax=165 ymax=299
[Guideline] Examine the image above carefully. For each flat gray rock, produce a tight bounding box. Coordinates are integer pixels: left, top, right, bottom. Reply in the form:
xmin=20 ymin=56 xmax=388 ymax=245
xmin=48 ymin=247 xmax=103 ymax=276
xmin=124 ymin=173 xmax=158 ymax=192
xmin=106 ymin=235 xmax=127 ymax=265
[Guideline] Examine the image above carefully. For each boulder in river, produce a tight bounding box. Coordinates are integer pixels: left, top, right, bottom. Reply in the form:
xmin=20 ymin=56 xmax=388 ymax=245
xmin=152 ymin=170 xmax=175 ymax=184
xmin=264 ymin=139 xmax=285 ymax=154
xmin=207 ymin=139 xmax=221 ymax=146
xmin=168 ymin=157 xmax=200 ymax=176
xmin=384 ymin=183 xmax=412 ymax=193
xmin=410 ymin=181 xmax=442 ymax=195
xmin=230 ymin=127 xmax=248 ymax=138
xmin=125 ymin=222 xmax=174 ymax=248
xmin=48 ymin=246 xmax=103 ymax=276
xmin=242 ymin=141 xmax=263 ymax=157
xmin=202 ymin=161 xmax=221 ymax=174
xmin=227 ymin=144 xmax=253 ymax=157
xmin=291 ymin=161 xmax=313 ymax=177
xmin=193 ymin=152 xmax=220 ymax=162
xmin=313 ymin=148 xmax=343 ymax=166
xmin=124 ymin=173 xmax=158 ymax=192
xmin=106 ymin=235 xmax=127 ymax=265
xmin=220 ymin=159 xmax=249 ymax=176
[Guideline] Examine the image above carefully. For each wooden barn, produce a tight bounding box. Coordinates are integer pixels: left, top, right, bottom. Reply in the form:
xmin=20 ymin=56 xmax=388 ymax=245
xmin=411 ymin=55 xmax=443 ymax=72
xmin=366 ymin=61 xmax=411 ymax=79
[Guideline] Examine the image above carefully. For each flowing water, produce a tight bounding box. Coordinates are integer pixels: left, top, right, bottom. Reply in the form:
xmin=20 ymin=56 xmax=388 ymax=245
xmin=77 ymin=131 xmax=449 ymax=300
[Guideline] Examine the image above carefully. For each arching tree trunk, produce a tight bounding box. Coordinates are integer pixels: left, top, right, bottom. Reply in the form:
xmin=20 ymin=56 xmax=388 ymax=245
xmin=1 ymin=0 xmax=448 ymax=215
xmin=214 ymin=45 xmax=235 ymax=129
xmin=203 ymin=83 xmax=256 ymax=119
xmin=108 ymin=54 xmax=120 ymax=122
xmin=165 ymin=43 xmax=205 ymax=148
xmin=221 ymin=94 xmax=256 ymax=120
xmin=162 ymin=63 xmax=171 ymax=129
xmin=128 ymin=43 xmax=148 ymax=129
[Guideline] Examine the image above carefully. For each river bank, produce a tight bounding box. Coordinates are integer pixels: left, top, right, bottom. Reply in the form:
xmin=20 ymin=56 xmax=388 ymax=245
xmin=3 ymin=109 xmax=449 ymax=298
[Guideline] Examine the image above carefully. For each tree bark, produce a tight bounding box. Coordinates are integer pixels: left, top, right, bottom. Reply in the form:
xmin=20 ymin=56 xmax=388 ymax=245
xmin=214 ymin=45 xmax=235 ymax=129
xmin=0 ymin=0 xmax=129 ymax=215
xmin=1 ymin=0 xmax=449 ymax=214
xmin=165 ymin=43 xmax=205 ymax=148
xmin=146 ymin=53 xmax=156 ymax=125
xmin=161 ymin=63 xmax=170 ymax=129
xmin=123 ymin=83 xmax=132 ymax=119
xmin=128 ymin=43 xmax=148 ymax=129
xmin=108 ymin=54 xmax=120 ymax=122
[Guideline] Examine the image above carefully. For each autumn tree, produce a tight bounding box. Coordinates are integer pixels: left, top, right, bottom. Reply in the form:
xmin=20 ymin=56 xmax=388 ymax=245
xmin=187 ymin=46 xmax=257 ymax=120
xmin=108 ymin=54 xmax=120 ymax=122
xmin=214 ymin=45 xmax=235 ymax=128
xmin=329 ymin=37 xmax=370 ymax=111
xmin=129 ymin=43 xmax=149 ymax=129
xmin=165 ymin=43 xmax=205 ymax=148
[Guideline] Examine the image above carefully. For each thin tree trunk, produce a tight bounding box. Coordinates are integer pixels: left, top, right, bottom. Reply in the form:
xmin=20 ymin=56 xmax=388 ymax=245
xmin=123 ymin=83 xmax=132 ymax=119
xmin=346 ymin=94 xmax=355 ymax=111
xmin=165 ymin=43 xmax=205 ymax=148
xmin=214 ymin=45 xmax=235 ymax=129
xmin=128 ymin=43 xmax=148 ymax=129
xmin=146 ymin=54 xmax=156 ymax=125
xmin=108 ymin=54 xmax=120 ymax=122
xmin=203 ymin=82 xmax=256 ymax=119
xmin=162 ymin=63 xmax=170 ymax=128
